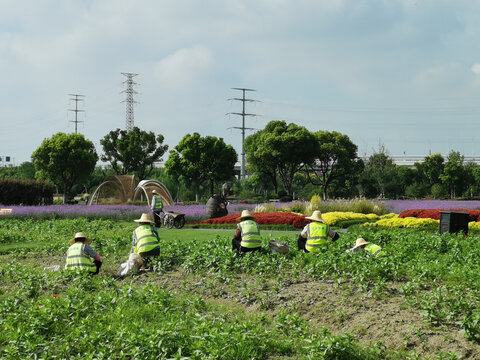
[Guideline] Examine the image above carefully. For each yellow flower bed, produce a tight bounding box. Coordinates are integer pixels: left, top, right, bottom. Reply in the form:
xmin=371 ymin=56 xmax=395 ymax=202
xmin=321 ymin=212 xmax=381 ymax=225
xmin=363 ymin=215 xmax=439 ymax=228
xmin=468 ymin=221 xmax=480 ymax=230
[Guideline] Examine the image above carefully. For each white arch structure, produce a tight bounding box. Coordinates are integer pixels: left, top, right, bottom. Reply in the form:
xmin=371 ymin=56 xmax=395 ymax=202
xmin=88 ymin=175 xmax=173 ymax=206
xmin=132 ymin=179 xmax=173 ymax=206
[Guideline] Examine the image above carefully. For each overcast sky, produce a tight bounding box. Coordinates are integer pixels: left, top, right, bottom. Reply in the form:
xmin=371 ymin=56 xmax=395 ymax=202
xmin=2 ymin=0 xmax=480 ymax=165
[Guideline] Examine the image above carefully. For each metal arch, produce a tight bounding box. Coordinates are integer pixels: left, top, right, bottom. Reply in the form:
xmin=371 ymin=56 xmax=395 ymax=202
xmin=88 ymin=175 xmax=131 ymax=205
xmin=133 ymin=179 xmax=173 ymax=206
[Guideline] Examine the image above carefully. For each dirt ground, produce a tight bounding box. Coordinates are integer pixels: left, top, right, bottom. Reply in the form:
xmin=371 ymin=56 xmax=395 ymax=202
xmin=15 ymin=255 xmax=480 ymax=359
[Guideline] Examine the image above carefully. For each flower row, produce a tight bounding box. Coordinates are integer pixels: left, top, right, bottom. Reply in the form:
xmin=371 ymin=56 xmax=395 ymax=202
xmin=399 ymin=209 xmax=480 ymax=222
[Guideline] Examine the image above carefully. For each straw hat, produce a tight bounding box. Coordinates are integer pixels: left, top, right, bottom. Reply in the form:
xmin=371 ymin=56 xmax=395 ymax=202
xmin=152 ymin=190 xmax=158 ymax=194
xmin=237 ymin=210 xmax=255 ymax=222
xmin=305 ymin=210 xmax=325 ymax=223
xmin=352 ymin=238 xmax=370 ymax=250
xmin=134 ymin=213 xmax=154 ymax=224
xmin=69 ymin=232 xmax=92 ymax=245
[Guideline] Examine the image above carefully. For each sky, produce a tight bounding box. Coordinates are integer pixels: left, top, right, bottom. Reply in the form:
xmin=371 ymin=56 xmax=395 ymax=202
xmin=2 ymin=0 xmax=480 ymax=165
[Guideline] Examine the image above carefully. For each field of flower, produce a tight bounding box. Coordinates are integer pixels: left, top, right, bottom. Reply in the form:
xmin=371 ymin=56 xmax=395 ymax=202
xmin=2 ymin=208 xmax=480 ymax=359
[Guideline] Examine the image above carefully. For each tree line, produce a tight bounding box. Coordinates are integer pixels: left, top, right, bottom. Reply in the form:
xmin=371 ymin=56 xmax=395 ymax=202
xmin=0 ymin=120 xmax=478 ymax=204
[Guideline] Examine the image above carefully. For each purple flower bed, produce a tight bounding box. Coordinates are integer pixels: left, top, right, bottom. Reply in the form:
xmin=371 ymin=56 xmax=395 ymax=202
xmin=383 ymin=200 xmax=480 ymax=214
xmin=0 ymin=204 xmax=151 ymax=218
xmin=0 ymin=202 xmax=292 ymax=221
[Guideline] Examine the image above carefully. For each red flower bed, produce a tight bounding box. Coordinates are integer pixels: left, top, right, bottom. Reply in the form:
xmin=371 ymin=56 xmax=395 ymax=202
xmin=399 ymin=209 xmax=480 ymax=222
xmin=197 ymin=211 xmax=309 ymax=228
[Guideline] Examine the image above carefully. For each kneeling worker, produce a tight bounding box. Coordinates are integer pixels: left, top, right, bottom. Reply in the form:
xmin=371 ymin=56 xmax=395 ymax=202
xmin=346 ymin=238 xmax=386 ymax=258
xmin=232 ymin=210 xmax=262 ymax=254
xmin=132 ymin=213 xmax=161 ymax=266
xmin=298 ymin=210 xmax=339 ymax=253
xmin=65 ymin=232 xmax=103 ymax=275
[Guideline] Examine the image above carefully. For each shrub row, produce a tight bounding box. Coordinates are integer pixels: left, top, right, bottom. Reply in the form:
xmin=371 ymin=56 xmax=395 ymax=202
xmin=0 ymin=178 xmax=54 ymax=205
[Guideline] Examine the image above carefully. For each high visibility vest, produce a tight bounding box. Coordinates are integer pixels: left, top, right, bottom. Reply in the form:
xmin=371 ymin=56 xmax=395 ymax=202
xmin=239 ymin=220 xmax=262 ymax=249
xmin=152 ymin=195 xmax=163 ymax=211
xmin=134 ymin=225 xmax=160 ymax=254
xmin=306 ymin=222 xmax=329 ymax=253
xmin=65 ymin=242 xmax=96 ymax=273
xmin=365 ymin=244 xmax=386 ymax=257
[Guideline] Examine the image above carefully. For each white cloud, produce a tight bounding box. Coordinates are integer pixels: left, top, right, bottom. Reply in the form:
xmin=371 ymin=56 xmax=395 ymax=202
xmin=472 ymin=63 xmax=480 ymax=75
xmin=153 ymin=46 xmax=213 ymax=88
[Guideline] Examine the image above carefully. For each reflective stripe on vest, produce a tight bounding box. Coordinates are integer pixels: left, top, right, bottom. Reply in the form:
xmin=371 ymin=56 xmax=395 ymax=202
xmin=306 ymin=222 xmax=328 ymax=253
xmin=152 ymin=195 xmax=163 ymax=211
xmin=65 ymin=243 xmax=96 ymax=272
xmin=239 ymin=220 xmax=262 ymax=248
xmin=134 ymin=225 xmax=159 ymax=254
xmin=365 ymin=244 xmax=385 ymax=257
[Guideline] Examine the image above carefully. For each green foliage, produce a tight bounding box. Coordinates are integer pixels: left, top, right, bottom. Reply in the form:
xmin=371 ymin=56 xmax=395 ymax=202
xmin=32 ymin=132 xmax=98 ymax=203
xmin=100 ymin=127 xmax=168 ymax=180
xmin=245 ymin=120 xmax=316 ymax=196
xmin=3 ymin=219 xmax=480 ymax=357
xmin=0 ymin=178 xmax=54 ymax=205
xmin=304 ymin=130 xmax=358 ymax=200
xmin=165 ymin=133 xmax=237 ymax=201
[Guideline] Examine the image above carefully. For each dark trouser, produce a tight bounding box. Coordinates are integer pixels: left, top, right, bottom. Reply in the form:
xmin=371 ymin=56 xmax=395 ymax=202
xmin=297 ymin=235 xmax=309 ymax=253
xmin=152 ymin=210 xmax=162 ymax=228
xmin=140 ymin=246 xmax=160 ymax=267
xmin=90 ymin=260 xmax=102 ymax=275
xmin=232 ymin=237 xmax=261 ymax=254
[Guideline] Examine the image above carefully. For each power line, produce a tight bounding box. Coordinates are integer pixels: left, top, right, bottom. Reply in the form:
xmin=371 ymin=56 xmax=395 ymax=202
xmin=227 ymin=87 xmax=258 ymax=180
xmin=121 ymin=72 xmax=139 ymax=131
xmin=68 ymin=94 xmax=85 ymax=134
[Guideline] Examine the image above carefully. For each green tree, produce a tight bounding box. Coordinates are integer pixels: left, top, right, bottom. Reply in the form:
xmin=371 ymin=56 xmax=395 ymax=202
xmin=32 ymin=133 xmax=98 ymax=203
xmin=422 ymin=153 xmax=445 ymax=187
xmin=304 ymin=131 xmax=358 ymax=200
xmin=440 ymin=151 xmax=464 ymax=199
xmin=0 ymin=162 xmax=36 ymax=180
xmin=165 ymin=133 xmax=237 ymax=201
xmin=100 ymin=127 xmax=168 ymax=180
xmin=245 ymin=120 xmax=316 ymax=196
xmin=359 ymin=149 xmax=401 ymax=199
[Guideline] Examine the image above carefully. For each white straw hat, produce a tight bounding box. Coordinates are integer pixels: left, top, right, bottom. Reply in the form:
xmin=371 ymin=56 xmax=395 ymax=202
xmin=352 ymin=238 xmax=370 ymax=250
xmin=134 ymin=213 xmax=154 ymax=224
xmin=69 ymin=232 xmax=92 ymax=245
xmin=237 ymin=210 xmax=256 ymax=222
xmin=305 ymin=210 xmax=325 ymax=223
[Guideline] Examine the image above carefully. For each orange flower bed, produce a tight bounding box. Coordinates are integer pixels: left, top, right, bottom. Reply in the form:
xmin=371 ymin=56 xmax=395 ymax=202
xmin=197 ymin=211 xmax=309 ymax=228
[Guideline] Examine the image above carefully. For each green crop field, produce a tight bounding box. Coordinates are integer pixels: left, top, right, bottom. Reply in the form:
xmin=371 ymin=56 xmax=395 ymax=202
xmin=1 ymin=218 xmax=480 ymax=359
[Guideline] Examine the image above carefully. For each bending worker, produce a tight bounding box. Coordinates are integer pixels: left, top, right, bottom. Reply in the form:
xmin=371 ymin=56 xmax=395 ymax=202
xmin=151 ymin=190 xmax=164 ymax=228
xmin=132 ymin=213 xmax=161 ymax=266
xmin=346 ymin=238 xmax=386 ymax=258
xmin=298 ymin=210 xmax=339 ymax=253
xmin=65 ymin=232 xmax=103 ymax=275
xmin=232 ymin=210 xmax=262 ymax=254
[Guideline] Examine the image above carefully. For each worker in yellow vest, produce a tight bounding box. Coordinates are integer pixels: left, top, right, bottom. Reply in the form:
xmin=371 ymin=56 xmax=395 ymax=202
xmin=346 ymin=238 xmax=386 ymax=258
xmin=131 ymin=213 xmax=161 ymax=267
xmin=151 ymin=190 xmax=164 ymax=228
xmin=298 ymin=210 xmax=339 ymax=253
xmin=232 ymin=210 xmax=262 ymax=254
xmin=65 ymin=232 xmax=103 ymax=275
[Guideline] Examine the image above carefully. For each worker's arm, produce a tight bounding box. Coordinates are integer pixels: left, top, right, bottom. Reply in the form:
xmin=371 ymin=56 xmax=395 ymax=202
xmin=84 ymin=244 xmax=102 ymax=262
xmin=328 ymin=226 xmax=339 ymax=241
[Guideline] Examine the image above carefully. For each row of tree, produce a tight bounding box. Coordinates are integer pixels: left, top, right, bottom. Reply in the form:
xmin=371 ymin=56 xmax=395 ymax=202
xmin=1 ymin=121 xmax=478 ymax=203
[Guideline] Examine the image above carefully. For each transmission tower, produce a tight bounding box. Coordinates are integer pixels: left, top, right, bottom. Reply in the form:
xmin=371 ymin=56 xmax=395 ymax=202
xmin=121 ymin=73 xmax=139 ymax=131
xmin=228 ymin=88 xmax=257 ymax=180
xmin=68 ymin=94 xmax=85 ymax=134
